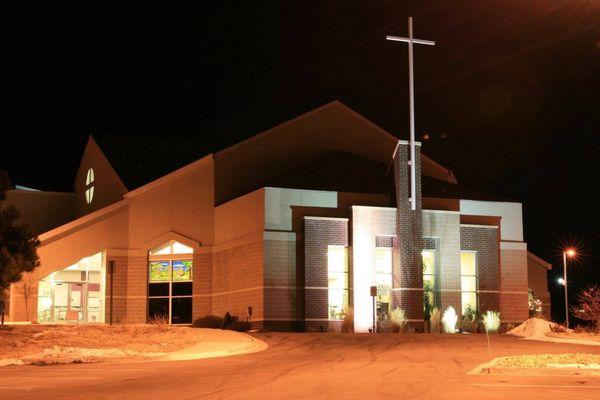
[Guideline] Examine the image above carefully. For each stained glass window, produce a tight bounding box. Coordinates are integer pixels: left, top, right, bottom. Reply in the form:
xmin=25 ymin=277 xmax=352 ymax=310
xmin=172 ymin=260 xmax=192 ymax=281
xmin=148 ymin=241 xmax=194 ymax=324
xmin=149 ymin=261 xmax=170 ymax=282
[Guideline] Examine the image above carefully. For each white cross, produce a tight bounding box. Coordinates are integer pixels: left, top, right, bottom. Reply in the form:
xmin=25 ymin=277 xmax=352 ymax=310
xmin=387 ymin=17 xmax=435 ymax=211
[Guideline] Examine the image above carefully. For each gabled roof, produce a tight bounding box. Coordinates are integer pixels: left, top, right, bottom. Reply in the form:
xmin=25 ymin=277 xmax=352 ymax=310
xmin=422 ymin=175 xmax=513 ymax=202
xmin=267 ymin=151 xmax=390 ymax=195
xmin=92 ymin=134 xmax=211 ymax=191
xmin=213 ymin=101 xmax=457 ymax=204
xmin=92 ymin=101 xmax=457 ymax=199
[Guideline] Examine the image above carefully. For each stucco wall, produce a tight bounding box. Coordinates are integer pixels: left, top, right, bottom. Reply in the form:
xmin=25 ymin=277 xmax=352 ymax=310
xmin=126 ymin=158 xmax=215 ymax=249
xmin=459 ymin=200 xmax=523 ymax=242
xmin=351 ymin=206 xmax=396 ymax=332
xmin=75 ymin=136 xmax=127 ymax=217
xmin=1 ymin=189 xmax=75 ymax=236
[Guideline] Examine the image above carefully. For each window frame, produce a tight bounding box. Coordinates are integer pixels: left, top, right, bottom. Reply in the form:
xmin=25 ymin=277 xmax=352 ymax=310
xmin=374 ymin=246 xmax=393 ymax=318
xmin=422 ymin=248 xmax=436 ymax=307
xmin=148 ymin=241 xmax=194 ymax=324
xmin=327 ymin=245 xmax=349 ymax=321
xmin=460 ymin=250 xmax=478 ymax=314
xmin=85 ymin=168 xmax=95 ymax=204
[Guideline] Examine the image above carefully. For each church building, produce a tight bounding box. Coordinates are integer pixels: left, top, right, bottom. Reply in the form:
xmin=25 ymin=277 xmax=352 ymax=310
xmin=3 ymin=101 xmax=534 ymax=331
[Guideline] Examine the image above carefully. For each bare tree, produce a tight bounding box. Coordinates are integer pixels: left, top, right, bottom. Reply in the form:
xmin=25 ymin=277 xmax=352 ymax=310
xmin=15 ymin=272 xmax=38 ymax=322
xmin=571 ymin=286 xmax=600 ymax=332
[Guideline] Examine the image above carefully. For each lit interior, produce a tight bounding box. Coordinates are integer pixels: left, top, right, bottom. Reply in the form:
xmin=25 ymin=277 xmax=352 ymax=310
xmin=150 ymin=240 xmax=194 ymax=256
xmin=327 ymin=246 xmax=348 ymax=320
xmin=422 ymin=249 xmax=436 ymax=307
xmin=375 ymin=247 xmax=392 ymax=318
xmin=37 ymin=251 xmax=105 ymax=323
xmin=460 ymin=251 xmax=477 ymax=314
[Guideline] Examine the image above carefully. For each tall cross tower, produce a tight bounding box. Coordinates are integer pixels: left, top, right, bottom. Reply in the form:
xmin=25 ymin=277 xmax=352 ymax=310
xmin=386 ymin=17 xmax=435 ymax=211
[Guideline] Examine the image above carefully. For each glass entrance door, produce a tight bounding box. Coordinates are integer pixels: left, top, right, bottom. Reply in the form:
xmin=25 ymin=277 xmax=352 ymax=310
xmin=52 ymin=282 xmax=85 ymax=323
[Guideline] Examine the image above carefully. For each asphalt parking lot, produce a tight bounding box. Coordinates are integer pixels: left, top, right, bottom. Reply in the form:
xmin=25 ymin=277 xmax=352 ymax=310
xmin=2 ymin=332 xmax=600 ymax=399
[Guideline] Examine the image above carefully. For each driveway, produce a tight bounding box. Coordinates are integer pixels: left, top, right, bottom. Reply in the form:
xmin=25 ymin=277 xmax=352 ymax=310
xmin=2 ymin=332 xmax=600 ymax=399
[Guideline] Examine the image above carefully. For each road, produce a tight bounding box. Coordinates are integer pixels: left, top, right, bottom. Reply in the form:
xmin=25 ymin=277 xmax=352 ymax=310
xmin=2 ymin=332 xmax=600 ymax=399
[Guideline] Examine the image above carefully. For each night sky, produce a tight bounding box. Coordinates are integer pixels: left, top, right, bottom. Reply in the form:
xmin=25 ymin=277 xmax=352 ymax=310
xmin=2 ymin=2 xmax=599 ymax=320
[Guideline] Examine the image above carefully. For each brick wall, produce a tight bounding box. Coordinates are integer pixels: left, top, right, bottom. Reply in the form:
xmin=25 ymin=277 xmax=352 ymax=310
xmin=126 ymin=256 xmax=147 ymax=323
xmin=105 ymin=256 xmax=128 ymax=323
xmin=460 ymin=226 xmax=500 ymax=314
xmin=264 ymin=234 xmax=298 ymax=323
xmin=303 ymin=217 xmax=348 ymax=330
xmin=193 ymin=253 xmax=212 ymax=320
xmin=393 ymin=142 xmax=424 ymax=327
xmin=212 ymin=240 xmax=264 ymax=321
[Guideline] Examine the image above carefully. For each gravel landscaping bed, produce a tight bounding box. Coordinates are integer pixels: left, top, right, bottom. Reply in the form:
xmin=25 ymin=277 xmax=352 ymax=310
xmin=494 ymin=353 xmax=600 ymax=369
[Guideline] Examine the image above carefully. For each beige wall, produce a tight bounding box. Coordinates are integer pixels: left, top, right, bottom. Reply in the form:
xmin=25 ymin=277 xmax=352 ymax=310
xmin=10 ymin=156 xmax=217 ymax=323
xmin=74 ymin=136 xmax=127 ymax=217
xmin=214 ymin=188 xmax=264 ymax=244
xmin=500 ymin=243 xmax=529 ymax=322
xmin=1 ymin=189 xmax=75 ymax=235
xmin=126 ymin=157 xmax=215 ymax=248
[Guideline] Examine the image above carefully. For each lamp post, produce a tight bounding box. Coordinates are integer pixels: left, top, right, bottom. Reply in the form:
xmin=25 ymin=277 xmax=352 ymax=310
xmin=562 ymin=248 xmax=576 ymax=328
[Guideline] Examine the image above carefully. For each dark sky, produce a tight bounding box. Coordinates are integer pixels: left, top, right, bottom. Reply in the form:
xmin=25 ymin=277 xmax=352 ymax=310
xmin=1 ymin=2 xmax=599 ymax=320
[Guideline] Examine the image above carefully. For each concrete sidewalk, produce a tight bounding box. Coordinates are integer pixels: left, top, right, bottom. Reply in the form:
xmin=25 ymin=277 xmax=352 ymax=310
xmin=159 ymin=329 xmax=268 ymax=361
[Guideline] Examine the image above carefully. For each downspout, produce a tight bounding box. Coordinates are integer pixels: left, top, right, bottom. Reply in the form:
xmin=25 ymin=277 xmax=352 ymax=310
xmin=109 ymin=260 xmax=114 ymax=325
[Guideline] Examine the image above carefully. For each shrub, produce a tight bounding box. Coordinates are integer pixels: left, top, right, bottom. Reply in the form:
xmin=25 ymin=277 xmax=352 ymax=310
xmin=390 ymin=307 xmax=407 ymax=333
xmin=442 ymin=306 xmax=457 ymax=333
xmin=461 ymin=304 xmax=478 ymax=333
xmin=429 ymin=307 xmax=441 ymax=333
xmin=149 ymin=314 xmax=169 ymax=331
xmin=550 ymin=322 xmax=568 ymax=333
xmin=423 ymin=281 xmax=434 ymax=321
xmin=482 ymin=311 xmax=501 ymax=333
xmin=528 ymin=289 xmax=542 ymax=318
xmin=193 ymin=315 xmax=224 ymax=329
xmin=226 ymin=320 xmax=251 ymax=332
xmin=222 ymin=312 xmax=237 ymax=329
xmin=377 ymin=315 xmax=392 ymax=333
xmin=341 ymin=307 xmax=354 ymax=333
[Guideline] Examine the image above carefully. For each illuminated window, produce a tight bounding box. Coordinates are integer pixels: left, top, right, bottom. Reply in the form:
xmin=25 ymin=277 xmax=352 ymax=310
xmin=148 ymin=241 xmax=194 ymax=324
xmin=375 ymin=247 xmax=392 ymax=318
xmin=422 ymin=249 xmax=436 ymax=309
xmin=149 ymin=240 xmax=193 ymax=256
xmin=327 ymin=246 xmax=348 ymax=320
xmin=85 ymin=168 xmax=95 ymax=204
xmin=460 ymin=251 xmax=477 ymax=314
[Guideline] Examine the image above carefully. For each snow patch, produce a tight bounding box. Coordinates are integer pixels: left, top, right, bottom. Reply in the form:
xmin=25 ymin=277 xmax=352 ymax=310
xmin=507 ymin=318 xmax=566 ymax=339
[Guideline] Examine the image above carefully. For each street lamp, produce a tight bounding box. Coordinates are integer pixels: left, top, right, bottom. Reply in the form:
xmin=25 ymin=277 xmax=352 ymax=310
xmin=562 ymin=248 xmax=576 ymax=328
